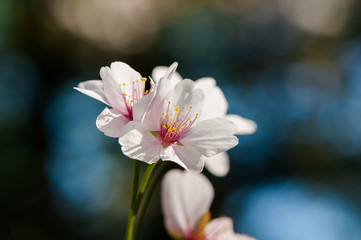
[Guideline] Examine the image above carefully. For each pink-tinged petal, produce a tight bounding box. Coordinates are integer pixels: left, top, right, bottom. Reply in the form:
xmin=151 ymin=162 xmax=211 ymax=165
xmin=96 ymin=108 xmax=130 ymax=138
xmin=226 ymin=114 xmax=257 ymax=135
xmin=204 ymin=152 xmax=230 ymax=177
xmin=100 ymin=66 xmax=127 ymax=114
xmin=118 ymin=122 xmax=162 ymax=164
xmin=204 ymin=217 xmax=257 ymax=240
xmin=160 ymin=145 xmax=204 ymax=173
xmin=180 ymin=118 xmax=238 ymax=157
xmin=132 ymin=91 xmax=155 ymax=123
xmin=100 ymin=62 xmax=142 ymax=115
xmin=151 ymin=63 xmax=182 ymax=84
xmin=161 ymin=169 xmax=214 ymax=239
xmin=109 ymin=61 xmax=143 ymax=94
xmin=74 ymin=80 xmax=110 ymax=105
xmin=195 ymin=78 xmax=228 ymax=120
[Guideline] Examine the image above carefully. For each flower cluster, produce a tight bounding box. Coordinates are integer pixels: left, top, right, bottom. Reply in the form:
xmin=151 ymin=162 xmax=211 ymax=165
xmin=75 ymin=61 xmax=257 ymax=240
xmin=75 ymin=61 xmax=256 ymax=174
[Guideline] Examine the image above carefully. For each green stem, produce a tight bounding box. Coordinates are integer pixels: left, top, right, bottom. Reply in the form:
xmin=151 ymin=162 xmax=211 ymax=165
xmin=133 ymin=162 xmax=170 ymax=240
xmin=133 ymin=161 xmax=158 ymax=214
xmin=124 ymin=160 xmax=140 ymax=240
xmin=125 ymin=161 xmax=158 ymax=240
xmin=131 ymin=161 xmax=140 ymax=209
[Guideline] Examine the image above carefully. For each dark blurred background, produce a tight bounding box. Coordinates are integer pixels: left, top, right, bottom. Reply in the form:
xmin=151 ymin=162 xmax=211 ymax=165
xmin=1 ymin=0 xmax=361 ymax=239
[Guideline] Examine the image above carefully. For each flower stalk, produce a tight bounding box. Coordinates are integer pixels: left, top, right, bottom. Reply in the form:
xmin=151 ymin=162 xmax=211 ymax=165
xmin=134 ymin=162 xmax=170 ymax=240
xmin=125 ymin=161 xmax=159 ymax=240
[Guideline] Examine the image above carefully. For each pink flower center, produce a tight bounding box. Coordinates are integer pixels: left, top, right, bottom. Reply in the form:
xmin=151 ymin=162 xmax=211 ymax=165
xmin=119 ymin=77 xmax=151 ymax=119
xmin=159 ymin=101 xmax=198 ymax=144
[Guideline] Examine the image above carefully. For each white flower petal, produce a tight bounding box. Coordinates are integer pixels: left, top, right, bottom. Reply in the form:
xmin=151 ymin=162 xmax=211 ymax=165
xmin=100 ymin=62 xmax=142 ymax=115
xmin=132 ymin=91 xmax=154 ymax=122
xmin=204 ymin=152 xmax=230 ymax=177
xmin=161 ymin=145 xmax=204 ymax=173
xmin=235 ymin=234 xmax=258 ymax=240
xmin=180 ymin=118 xmax=239 ymax=157
xmin=100 ymin=66 xmax=127 ymax=114
xmin=195 ymin=78 xmax=228 ymax=120
xmin=161 ymin=169 xmax=214 ymax=238
xmin=118 ymin=122 xmax=162 ymax=164
xmin=96 ymin=108 xmax=130 ymax=137
xmin=109 ymin=61 xmax=143 ymax=95
xmin=204 ymin=217 xmax=234 ymax=240
xmin=204 ymin=217 xmax=257 ymax=240
xmin=166 ymin=62 xmax=179 ymax=80
xmin=160 ymin=146 xmax=187 ymax=170
xmin=194 ymin=77 xmax=216 ymax=91
xmin=151 ymin=63 xmax=182 ymax=84
xmin=168 ymin=79 xmax=205 ymax=112
xmin=226 ymin=114 xmax=257 ymax=135
xmin=74 ymin=80 xmax=109 ymax=105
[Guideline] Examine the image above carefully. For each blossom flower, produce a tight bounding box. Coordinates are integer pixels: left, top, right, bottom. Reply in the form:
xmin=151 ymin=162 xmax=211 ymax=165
xmin=152 ymin=67 xmax=257 ymax=176
xmin=74 ymin=61 xmax=176 ymax=137
xmin=161 ymin=169 xmax=256 ymax=240
xmin=118 ymin=73 xmax=239 ymax=173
